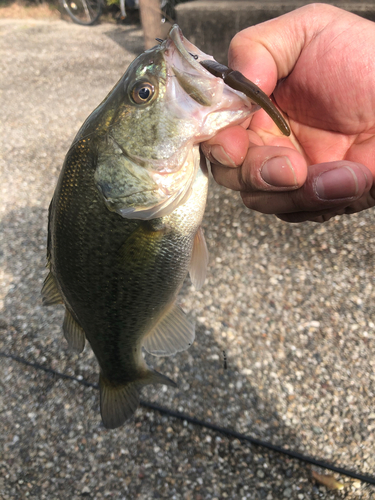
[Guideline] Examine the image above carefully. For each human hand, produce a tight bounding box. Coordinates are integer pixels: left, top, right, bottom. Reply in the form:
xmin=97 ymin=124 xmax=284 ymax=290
xmin=202 ymin=4 xmax=375 ymax=222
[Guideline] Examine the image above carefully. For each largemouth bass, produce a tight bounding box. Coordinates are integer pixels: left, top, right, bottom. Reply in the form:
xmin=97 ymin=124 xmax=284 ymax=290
xmin=42 ymin=25 xmax=289 ymax=429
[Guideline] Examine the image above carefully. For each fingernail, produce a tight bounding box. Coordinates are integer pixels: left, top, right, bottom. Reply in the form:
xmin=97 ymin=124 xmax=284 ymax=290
xmin=209 ymin=145 xmax=237 ymax=168
xmin=260 ymin=156 xmax=296 ymax=187
xmin=315 ymin=166 xmax=358 ymax=200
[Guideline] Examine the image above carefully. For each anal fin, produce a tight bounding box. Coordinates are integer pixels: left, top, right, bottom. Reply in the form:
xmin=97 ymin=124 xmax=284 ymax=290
xmin=63 ymin=309 xmax=86 ymax=353
xmin=143 ymin=303 xmax=195 ymax=356
xmin=41 ymin=272 xmax=63 ymax=306
xmin=147 ymin=368 xmax=177 ymax=388
xmin=189 ymin=227 xmax=209 ymax=290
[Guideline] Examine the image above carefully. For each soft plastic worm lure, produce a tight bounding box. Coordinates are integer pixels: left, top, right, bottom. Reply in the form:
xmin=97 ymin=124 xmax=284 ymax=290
xmin=200 ymin=59 xmax=290 ymax=136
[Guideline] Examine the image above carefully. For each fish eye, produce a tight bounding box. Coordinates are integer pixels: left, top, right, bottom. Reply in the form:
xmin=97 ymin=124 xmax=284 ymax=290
xmin=131 ymin=82 xmax=156 ymax=104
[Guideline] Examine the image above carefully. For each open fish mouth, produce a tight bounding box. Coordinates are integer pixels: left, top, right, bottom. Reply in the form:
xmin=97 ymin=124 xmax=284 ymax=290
xmin=166 ymin=24 xmax=216 ymax=77
xmin=162 ymin=25 xmax=290 ymax=136
xmin=161 ymin=26 xmax=231 ymax=111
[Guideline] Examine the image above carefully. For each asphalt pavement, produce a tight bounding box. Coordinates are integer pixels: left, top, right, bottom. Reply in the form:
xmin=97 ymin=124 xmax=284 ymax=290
xmin=1 ymin=16 xmax=375 ymax=500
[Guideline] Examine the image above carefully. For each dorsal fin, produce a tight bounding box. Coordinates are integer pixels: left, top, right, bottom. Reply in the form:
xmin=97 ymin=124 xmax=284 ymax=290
xmin=41 ymin=272 xmax=63 ymax=306
xmin=62 ymin=309 xmax=86 ymax=353
xmin=143 ymin=303 xmax=195 ymax=356
xmin=189 ymin=226 xmax=208 ymax=290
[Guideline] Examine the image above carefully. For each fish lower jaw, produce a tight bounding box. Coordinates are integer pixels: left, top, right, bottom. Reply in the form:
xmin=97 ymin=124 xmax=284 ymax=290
xmin=198 ymin=108 xmax=253 ymax=141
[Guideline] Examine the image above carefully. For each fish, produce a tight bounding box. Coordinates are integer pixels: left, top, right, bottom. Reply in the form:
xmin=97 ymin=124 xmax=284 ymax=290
xmin=42 ymin=25 xmax=289 ymax=429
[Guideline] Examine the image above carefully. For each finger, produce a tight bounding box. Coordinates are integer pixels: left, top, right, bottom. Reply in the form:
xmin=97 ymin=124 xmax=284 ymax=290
xmin=278 ymin=184 xmax=375 ymax=222
xmin=201 ymin=126 xmax=253 ymax=168
xmin=278 ymin=207 xmax=349 ymax=223
xmin=228 ymin=4 xmax=339 ymax=92
xmin=241 ymin=161 xmax=372 ymax=215
xmin=211 ymin=145 xmax=308 ymax=192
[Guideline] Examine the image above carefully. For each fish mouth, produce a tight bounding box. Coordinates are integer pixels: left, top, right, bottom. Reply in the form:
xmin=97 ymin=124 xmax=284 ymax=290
xmin=164 ymin=25 xmax=290 ymax=136
xmin=163 ymin=25 xmax=229 ymax=108
xmin=159 ymin=25 xmax=256 ymax=141
xmin=166 ymin=25 xmax=211 ymax=74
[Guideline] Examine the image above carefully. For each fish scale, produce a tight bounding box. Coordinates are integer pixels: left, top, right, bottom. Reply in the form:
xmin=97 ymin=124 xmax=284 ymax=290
xmin=51 ymin=134 xmax=205 ymax=391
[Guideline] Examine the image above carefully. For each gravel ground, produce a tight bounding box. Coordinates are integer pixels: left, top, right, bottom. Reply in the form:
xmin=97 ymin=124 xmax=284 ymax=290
xmin=1 ymin=17 xmax=375 ymax=500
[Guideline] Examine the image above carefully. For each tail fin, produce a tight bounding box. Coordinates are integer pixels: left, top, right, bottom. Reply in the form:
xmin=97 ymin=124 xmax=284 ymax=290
xmin=99 ymin=369 xmax=176 ymax=429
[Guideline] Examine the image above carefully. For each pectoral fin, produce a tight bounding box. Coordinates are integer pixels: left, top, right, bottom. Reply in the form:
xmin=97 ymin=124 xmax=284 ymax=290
xmin=143 ymin=303 xmax=195 ymax=356
xmin=41 ymin=272 xmax=63 ymax=306
xmin=189 ymin=227 xmax=209 ymax=290
xmin=118 ymin=222 xmax=166 ymax=266
xmin=62 ymin=309 xmax=86 ymax=353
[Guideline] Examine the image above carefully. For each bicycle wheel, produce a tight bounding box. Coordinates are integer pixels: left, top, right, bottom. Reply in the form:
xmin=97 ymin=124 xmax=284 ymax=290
xmin=62 ymin=0 xmax=102 ymax=26
xmin=160 ymin=0 xmax=176 ymax=23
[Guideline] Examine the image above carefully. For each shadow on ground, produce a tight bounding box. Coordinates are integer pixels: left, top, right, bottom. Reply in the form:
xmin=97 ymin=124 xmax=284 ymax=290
xmin=0 ymin=205 xmax=323 ymax=499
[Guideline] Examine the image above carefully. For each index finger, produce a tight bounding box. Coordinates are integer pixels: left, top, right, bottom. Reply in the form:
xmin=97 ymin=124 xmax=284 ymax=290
xmin=228 ymin=4 xmax=338 ymax=92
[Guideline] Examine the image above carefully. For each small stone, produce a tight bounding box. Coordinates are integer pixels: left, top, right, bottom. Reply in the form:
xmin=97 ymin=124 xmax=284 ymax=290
xmin=285 ymin=468 xmax=293 ymax=478
xmin=256 ymin=470 xmax=265 ymax=479
xmin=0 ymin=317 xmax=8 ymax=329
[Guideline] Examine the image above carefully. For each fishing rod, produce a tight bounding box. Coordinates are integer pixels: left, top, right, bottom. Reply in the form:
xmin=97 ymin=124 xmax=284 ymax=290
xmin=1 ymin=350 xmax=374 ymax=486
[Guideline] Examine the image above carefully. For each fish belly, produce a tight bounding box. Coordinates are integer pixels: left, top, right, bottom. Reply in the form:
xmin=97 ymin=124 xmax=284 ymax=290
xmin=50 ymin=141 xmax=207 ymax=387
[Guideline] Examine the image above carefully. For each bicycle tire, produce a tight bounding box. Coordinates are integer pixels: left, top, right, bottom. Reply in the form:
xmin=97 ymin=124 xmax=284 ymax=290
xmin=160 ymin=0 xmax=177 ymax=23
xmin=62 ymin=0 xmax=102 ymax=26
